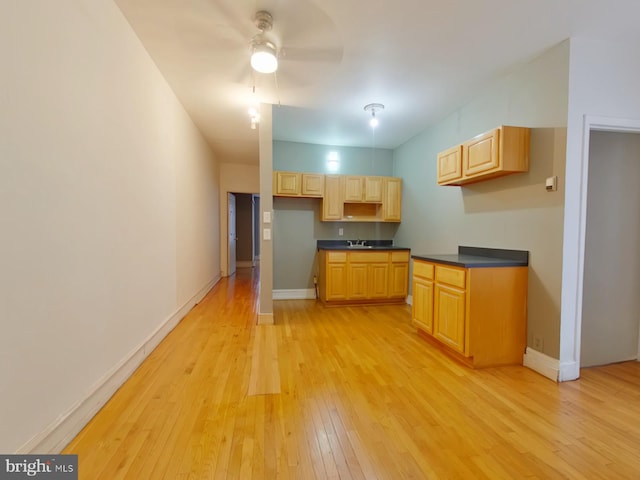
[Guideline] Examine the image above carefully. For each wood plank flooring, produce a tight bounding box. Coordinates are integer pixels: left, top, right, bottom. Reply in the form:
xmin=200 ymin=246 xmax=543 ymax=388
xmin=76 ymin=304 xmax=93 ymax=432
xmin=63 ymin=267 xmax=640 ymax=479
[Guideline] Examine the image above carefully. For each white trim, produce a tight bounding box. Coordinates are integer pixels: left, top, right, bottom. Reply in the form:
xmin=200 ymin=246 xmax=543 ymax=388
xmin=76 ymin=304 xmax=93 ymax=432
xmin=406 ymin=294 xmax=413 ymax=306
xmin=17 ymin=275 xmax=221 ymax=454
xmin=523 ymin=347 xmax=560 ymax=382
xmin=559 ymin=114 xmax=640 ymax=382
xmin=236 ymin=261 xmax=254 ymax=268
xmin=273 ymin=288 xmax=316 ymax=300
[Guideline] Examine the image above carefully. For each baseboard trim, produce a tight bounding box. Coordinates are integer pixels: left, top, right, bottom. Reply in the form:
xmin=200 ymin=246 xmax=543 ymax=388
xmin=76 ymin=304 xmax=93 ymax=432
xmin=406 ymin=294 xmax=413 ymax=306
xmin=523 ymin=347 xmax=560 ymax=382
xmin=17 ymin=274 xmax=221 ymax=454
xmin=273 ymin=288 xmax=316 ymax=300
xmin=257 ymin=312 xmax=274 ymax=325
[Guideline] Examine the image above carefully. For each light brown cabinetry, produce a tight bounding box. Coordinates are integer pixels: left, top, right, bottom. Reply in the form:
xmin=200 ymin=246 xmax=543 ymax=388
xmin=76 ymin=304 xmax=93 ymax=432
xmin=437 ymin=126 xmax=530 ymax=186
xmin=344 ymin=176 xmax=384 ymax=202
xmin=322 ymin=175 xmax=343 ymax=221
xmin=274 ymin=171 xmax=324 ymax=197
xmin=318 ymin=249 xmax=409 ymax=305
xmin=382 ymin=177 xmax=402 ymax=221
xmin=411 ymin=258 xmax=528 ymax=367
xmin=273 ymin=171 xmax=401 ymax=222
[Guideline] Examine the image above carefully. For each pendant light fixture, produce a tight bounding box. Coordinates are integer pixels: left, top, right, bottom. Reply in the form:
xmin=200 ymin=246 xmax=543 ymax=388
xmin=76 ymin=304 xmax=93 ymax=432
xmin=364 ymin=103 xmax=384 ymax=128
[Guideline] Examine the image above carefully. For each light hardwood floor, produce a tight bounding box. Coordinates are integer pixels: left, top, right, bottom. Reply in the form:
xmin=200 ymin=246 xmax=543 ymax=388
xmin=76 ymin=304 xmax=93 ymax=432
xmin=63 ymin=267 xmax=640 ymax=479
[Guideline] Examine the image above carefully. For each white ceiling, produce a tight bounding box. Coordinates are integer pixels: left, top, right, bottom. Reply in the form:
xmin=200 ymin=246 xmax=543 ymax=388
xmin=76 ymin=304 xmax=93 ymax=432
xmin=114 ymin=0 xmax=640 ymax=165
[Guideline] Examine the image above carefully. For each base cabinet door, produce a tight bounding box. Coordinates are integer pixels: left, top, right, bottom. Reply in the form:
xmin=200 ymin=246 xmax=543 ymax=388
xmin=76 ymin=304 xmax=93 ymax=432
xmin=412 ymin=277 xmax=434 ymax=334
xmin=434 ymin=284 xmax=466 ymax=354
xmin=389 ymin=261 xmax=409 ymax=297
xmin=347 ymin=263 xmax=368 ymax=299
xmin=368 ymin=263 xmax=389 ymax=298
xmin=326 ymin=263 xmax=348 ymax=300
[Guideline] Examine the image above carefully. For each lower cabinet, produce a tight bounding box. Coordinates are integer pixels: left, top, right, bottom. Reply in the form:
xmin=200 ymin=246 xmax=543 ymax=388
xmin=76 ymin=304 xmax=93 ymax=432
xmin=411 ymin=259 xmax=528 ymax=367
xmin=318 ymin=250 xmax=409 ymax=305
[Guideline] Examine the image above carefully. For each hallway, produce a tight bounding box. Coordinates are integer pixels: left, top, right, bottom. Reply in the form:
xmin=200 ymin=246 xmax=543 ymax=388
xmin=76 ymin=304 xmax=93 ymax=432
xmin=64 ymin=267 xmax=640 ymax=479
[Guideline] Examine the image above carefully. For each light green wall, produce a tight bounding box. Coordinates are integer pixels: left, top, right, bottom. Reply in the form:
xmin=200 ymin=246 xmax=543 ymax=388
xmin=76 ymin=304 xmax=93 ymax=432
xmin=394 ymin=40 xmax=570 ymax=359
xmin=274 ymin=141 xmax=393 ymax=175
xmin=273 ymin=141 xmax=396 ymax=290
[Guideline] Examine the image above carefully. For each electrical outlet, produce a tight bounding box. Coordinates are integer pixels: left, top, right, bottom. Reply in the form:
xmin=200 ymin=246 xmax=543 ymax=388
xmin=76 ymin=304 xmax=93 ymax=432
xmin=533 ymin=335 xmax=544 ymax=351
xmin=338 ymin=228 xmax=344 ymax=236
xmin=313 ymin=275 xmax=317 ymax=285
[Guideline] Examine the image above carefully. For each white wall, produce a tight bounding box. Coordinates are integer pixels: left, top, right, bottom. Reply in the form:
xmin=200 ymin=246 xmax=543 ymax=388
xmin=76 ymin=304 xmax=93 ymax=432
xmin=394 ymin=40 xmax=569 ymax=359
xmin=560 ymin=37 xmax=640 ymax=379
xmin=581 ymin=131 xmax=640 ymax=367
xmin=0 ymin=1 xmax=220 ymax=452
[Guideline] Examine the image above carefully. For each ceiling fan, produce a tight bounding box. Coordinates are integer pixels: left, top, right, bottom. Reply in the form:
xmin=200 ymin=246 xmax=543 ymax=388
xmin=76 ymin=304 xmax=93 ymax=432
xmin=218 ymin=3 xmax=344 ymax=90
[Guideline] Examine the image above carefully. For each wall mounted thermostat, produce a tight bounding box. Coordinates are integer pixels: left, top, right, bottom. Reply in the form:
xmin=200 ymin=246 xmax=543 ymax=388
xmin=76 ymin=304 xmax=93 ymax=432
xmin=545 ymin=176 xmax=558 ymax=192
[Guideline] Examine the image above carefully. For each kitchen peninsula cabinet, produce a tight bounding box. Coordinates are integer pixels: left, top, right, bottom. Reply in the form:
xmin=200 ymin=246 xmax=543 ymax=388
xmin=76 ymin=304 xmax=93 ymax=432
xmin=411 ymin=247 xmax=528 ymax=367
xmin=437 ymin=126 xmax=530 ymax=186
xmin=317 ymin=246 xmax=409 ymax=305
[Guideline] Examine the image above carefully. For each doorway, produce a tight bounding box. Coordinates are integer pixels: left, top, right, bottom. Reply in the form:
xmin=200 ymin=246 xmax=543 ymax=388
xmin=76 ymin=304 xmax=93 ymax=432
xmin=581 ymin=131 xmax=640 ymax=366
xmin=227 ymin=192 xmax=260 ymax=276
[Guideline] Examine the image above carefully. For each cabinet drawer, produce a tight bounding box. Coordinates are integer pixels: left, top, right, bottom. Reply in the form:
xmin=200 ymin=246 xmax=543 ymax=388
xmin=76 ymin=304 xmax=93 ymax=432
xmin=435 ymin=265 xmax=466 ymax=288
xmin=391 ymin=251 xmax=410 ymax=262
xmin=413 ymin=261 xmax=434 ymax=280
xmin=349 ymin=251 xmax=389 ymax=263
xmin=327 ymin=251 xmax=347 ymax=262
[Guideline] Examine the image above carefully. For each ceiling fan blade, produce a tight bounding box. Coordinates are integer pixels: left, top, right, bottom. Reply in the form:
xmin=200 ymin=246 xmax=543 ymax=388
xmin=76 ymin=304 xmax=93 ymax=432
xmin=279 ymin=46 xmax=343 ymax=64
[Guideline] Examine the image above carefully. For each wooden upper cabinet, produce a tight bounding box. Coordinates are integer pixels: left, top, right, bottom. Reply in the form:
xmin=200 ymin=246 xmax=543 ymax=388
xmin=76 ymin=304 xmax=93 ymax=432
xmin=437 ymin=126 xmax=530 ymax=186
xmin=463 ymin=128 xmax=500 ymax=177
xmin=301 ymin=173 xmax=324 ymax=197
xmin=382 ymin=177 xmax=402 ymax=222
xmin=437 ymin=145 xmax=463 ymax=185
xmin=344 ymin=176 xmax=364 ymax=201
xmin=274 ymin=171 xmax=301 ymax=196
xmin=274 ymin=171 xmax=325 ymax=197
xmin=344 ymin=176 xmax=384 ymax=203
xmin=273 ymin=171 xmax=402 ymax=223
xmin=322 ymin=175 xmax=343 ymax=221
xmin=364 ymin=177 xmax=383 ymax=202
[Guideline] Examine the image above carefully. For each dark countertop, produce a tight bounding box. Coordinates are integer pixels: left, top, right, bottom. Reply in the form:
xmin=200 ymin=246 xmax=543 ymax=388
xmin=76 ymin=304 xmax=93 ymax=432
xmin=317 ymin=240 xmax=410 ymax=251
xmin=412 ymin=246 xmax=528 ymax=268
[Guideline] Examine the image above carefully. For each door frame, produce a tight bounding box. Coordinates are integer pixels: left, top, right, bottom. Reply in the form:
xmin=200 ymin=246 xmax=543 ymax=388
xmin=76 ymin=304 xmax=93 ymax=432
xmin=559 ymin=115 xmax=640 ymax=381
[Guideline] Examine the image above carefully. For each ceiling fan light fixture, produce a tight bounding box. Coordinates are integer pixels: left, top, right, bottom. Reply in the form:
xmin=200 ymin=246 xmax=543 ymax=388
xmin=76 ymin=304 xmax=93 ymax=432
xmin=251 ymin=41 xmax=278 ymax=74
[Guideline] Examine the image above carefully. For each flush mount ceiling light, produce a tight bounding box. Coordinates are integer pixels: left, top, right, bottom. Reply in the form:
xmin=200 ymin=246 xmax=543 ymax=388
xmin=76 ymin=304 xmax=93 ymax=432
xmin=250 ymin=11 xmax=278 ymax=74
xmin=364 ymin=103 xmax=384 ymax=128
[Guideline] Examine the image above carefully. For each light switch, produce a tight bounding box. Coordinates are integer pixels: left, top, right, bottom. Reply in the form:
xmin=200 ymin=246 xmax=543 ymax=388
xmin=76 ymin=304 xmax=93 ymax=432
xmin=263 ymin=228 xmax=271 ymax=240
xmin=263 ymin=211 xmax=271 ymax=224
xmin=545 ymin=176 xmax=558 ymax=192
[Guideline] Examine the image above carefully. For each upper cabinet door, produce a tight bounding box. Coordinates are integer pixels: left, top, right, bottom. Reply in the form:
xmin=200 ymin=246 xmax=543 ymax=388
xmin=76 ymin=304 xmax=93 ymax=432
xmin=274 ymin=171 xmax=301 ymax=196
xmin=301 ymin=173 xmax=324 ymax=197
xmin=364 ymin=176 xmax=383 ymax=202
xmin=382 ymin=177 xmax=402 ymax=222
xmin=462 ymin=128 xmax=500 ymax=177
xmin=437 ymin=145 xmax=463 ymax=185
xmin=344 ymin=176 xmax=364 ymax=201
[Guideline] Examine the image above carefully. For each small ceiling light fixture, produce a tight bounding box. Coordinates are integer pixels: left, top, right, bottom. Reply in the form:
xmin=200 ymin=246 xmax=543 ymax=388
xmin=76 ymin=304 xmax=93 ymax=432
xmin=251 ymin=41 xmax=278 ymax=74
xmin=364 ymin=103 xmax=384 ymax=128
xmin=250 ymin=11 xmax=278 ymax=74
